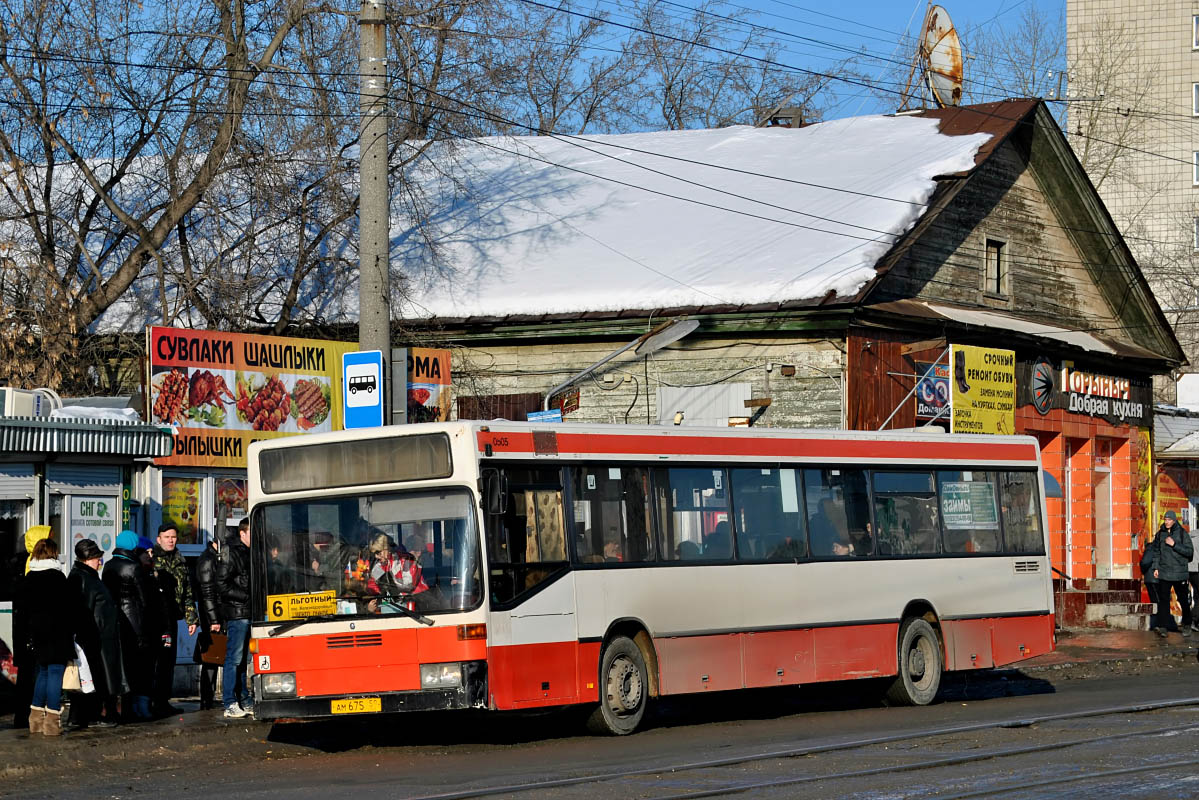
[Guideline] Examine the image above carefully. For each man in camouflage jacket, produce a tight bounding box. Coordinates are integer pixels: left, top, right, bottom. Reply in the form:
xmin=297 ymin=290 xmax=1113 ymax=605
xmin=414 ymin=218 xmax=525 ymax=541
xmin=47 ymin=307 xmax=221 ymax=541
xmin=151 ymin=524 xmax=198 ymax=716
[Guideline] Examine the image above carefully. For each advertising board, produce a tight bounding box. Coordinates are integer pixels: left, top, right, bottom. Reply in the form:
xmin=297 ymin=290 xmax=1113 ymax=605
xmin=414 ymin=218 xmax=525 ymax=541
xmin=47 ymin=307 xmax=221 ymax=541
xmin=147 ymin=326 xmax=358 ymax=468
xmin=950 ymin=344 xmax=1016 ymax=435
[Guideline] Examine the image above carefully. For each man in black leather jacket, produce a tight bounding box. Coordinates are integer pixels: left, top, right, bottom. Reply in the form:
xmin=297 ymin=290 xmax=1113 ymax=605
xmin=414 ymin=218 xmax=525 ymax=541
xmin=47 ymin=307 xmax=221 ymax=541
xmin=193 ymin=536 xmax=222 ymax=709
xmin=102 ymin=530 xmax=153 ymax=720
xmin=216 ymin=519 xmax=252 ymax=718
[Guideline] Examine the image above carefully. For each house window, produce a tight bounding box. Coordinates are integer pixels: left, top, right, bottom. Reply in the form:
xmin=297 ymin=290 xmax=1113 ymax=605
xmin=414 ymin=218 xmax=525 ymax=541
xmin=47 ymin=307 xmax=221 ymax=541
xmin=984 ymin=239 xmax=1007 ymax=295
xmin=1194 ymin=218 xmax=1199 ymax=251
xmin=1193 ymin=15 xmax=1199 ymax=48
xmin=1194 ymin=152 xmax=1199 ymax=185
xmin=1193 ymin=83 xmax=1199 ymax=116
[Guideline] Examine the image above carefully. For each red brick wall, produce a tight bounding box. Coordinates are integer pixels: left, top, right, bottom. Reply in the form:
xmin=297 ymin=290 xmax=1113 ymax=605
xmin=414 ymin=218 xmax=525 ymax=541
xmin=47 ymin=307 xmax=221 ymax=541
xmin=1016 ymin=405 xmax=1146 ymax=580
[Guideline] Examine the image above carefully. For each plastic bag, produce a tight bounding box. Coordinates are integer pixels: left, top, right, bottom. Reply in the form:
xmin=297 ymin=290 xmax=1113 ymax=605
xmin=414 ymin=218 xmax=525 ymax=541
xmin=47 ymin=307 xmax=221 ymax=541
xmin=74 ymin=641 xmax=95 ymax=694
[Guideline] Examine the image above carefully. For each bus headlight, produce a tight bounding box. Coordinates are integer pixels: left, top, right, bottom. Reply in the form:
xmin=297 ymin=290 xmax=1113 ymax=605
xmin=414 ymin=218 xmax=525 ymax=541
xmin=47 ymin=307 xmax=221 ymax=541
xmin=420 ymin=662 xmax=462 ymax=689
xmin=261 ymin=672 xmax=297 ymax=697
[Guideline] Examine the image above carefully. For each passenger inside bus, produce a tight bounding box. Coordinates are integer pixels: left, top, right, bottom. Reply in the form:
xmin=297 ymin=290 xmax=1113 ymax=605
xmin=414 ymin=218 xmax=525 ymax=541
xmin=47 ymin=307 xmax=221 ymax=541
xmin=702 ymin=521 xmax=732 ymax=559
xmin=808 ymin=498 xmax=852 ymax=557
xmin=366 ymin=532 xmax=428 ymax=596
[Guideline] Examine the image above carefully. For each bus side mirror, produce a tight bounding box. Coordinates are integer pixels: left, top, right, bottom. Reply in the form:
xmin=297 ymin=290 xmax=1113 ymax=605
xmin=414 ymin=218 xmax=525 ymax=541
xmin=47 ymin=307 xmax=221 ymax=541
xmin=483 ymin=470 xmax=507 ymax=515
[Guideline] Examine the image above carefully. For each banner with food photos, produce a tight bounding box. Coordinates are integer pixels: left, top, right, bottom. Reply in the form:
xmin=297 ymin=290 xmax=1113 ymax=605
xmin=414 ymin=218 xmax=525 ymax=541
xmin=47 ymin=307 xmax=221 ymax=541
xmin=146 ymin=326 xmax=359 ymax=468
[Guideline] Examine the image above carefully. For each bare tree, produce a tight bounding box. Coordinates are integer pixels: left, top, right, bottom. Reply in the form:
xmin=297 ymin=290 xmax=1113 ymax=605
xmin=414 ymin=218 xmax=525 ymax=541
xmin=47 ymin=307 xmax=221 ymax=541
xmin=0 ymin=0 xmax=344 ymax=390
xmin=629 ymin=0 xmax=830 ymax=130
xmin=0 ymin=0 xmax=854 ymax=393
xmin=960 ymin=5 xmax=1064 ymax=108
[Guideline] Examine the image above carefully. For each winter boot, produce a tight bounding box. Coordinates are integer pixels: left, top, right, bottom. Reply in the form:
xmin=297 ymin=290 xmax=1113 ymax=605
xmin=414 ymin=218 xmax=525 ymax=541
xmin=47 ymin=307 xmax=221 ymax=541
xmin=27 ymin=706 xmax=46 ymax=736
xmin=42 ymin=708 xmax=62 ymax=736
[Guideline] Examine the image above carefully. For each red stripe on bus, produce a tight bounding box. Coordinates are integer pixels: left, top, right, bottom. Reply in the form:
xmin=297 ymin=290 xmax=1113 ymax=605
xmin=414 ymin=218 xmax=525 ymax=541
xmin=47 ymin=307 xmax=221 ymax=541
xmin=943 ymin=614 xmax=1055 ymax=669
xmin=485 ymin=614 xmax=1052 ymax=710
xmin=488 ymin=641 xmax=584 ymax=709
xmin=253 ymin=627 xmax=486 ymax=697
xmin=478 ymin=431 xmax=1037 ymax=463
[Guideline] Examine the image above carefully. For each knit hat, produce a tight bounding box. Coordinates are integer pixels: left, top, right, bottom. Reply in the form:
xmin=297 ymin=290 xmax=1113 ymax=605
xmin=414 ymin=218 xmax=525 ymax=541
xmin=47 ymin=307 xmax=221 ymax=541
xmin=75 ymin=538 xmax=103 ymax=560
xmin=1165 ymin=510 xmax=1178 ymax=521
xmin=136 ymin=535 xmax=154 ymax=551
xmin=116 ymin=530 xmax=138 ymax=551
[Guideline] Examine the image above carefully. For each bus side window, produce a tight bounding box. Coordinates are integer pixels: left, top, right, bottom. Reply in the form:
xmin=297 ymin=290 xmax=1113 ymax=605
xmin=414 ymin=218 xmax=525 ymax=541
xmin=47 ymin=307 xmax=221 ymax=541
xmin=938 ymin=470 xmax=1003 ymax=554
xmin=569 ymin=466 xmax=654 ymax=564
xmin=730 ymin=468 xmax=806 ymax=560
xmin=1001 ymin=471 xmax=1044 ymax=553
xmin=485 ymin=467 xmax=568 ymax=606
xmin=654 ymin=467 xmax=730 ymax=561
xmin=872 ymin=471 xmax=939 ymax=556
xmin=804 ymin=469 xmax=869 ymax=557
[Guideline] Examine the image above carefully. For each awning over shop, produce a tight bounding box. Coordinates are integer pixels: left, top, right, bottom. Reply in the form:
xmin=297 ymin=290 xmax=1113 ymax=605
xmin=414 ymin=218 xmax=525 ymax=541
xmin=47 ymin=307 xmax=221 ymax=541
xmin=861 ymin=300 xmax=1168 ymax=364
xmin=0 ymin=416 xmax=173 ymax=457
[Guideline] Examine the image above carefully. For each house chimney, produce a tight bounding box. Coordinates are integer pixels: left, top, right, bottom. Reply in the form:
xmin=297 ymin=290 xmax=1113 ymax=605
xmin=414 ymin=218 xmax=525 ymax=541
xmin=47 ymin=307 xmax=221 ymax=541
xmin=766 ymin=106 xmax=804 ymax=128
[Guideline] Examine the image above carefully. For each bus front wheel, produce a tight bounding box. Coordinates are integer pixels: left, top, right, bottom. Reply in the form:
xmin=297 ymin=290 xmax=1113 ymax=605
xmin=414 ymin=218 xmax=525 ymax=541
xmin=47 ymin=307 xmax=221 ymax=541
xmin=587 ymin=636 xmax=648 ymax=735
xmin=886 ymin=618 xmax=942 ymax=706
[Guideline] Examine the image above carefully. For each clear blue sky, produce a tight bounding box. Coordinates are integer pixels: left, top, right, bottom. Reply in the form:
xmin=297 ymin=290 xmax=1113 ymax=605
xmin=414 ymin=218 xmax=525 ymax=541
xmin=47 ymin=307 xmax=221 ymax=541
xmin=721 ymin=0 xmax=1066 ymax=116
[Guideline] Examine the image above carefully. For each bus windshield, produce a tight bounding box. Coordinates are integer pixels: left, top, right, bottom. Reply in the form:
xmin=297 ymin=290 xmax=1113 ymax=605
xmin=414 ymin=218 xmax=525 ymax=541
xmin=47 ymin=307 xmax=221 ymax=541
xmin=253 ymin=488 xmax=482 ymax=619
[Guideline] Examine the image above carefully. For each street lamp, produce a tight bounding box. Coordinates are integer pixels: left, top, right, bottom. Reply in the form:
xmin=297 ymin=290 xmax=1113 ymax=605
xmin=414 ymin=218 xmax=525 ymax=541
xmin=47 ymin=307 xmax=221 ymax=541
xmin=542 ymin=319 xmax=699 ymax=411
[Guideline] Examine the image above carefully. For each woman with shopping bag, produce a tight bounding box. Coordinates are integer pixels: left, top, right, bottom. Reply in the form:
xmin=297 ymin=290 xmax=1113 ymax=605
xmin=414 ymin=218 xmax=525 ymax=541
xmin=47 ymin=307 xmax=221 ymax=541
xmin=14 ymin=537 xmax=75 ymax=736
xmin=66 ymin=538 xmax=126 ymax=728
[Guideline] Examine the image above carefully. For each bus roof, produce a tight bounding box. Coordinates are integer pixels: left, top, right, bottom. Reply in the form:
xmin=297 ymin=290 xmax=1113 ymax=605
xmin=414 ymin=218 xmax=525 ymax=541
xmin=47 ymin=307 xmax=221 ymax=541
xmin=248 ymin=421 xmax=1042 ymax=468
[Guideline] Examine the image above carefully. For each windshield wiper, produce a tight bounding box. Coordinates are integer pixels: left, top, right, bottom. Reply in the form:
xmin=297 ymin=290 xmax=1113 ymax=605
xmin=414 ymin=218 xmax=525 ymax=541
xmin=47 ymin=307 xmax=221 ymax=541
xmin=266 ymin=601 xmax=434 ymax=636
xmin=266 ymin=613 xmax=340 ymax=637
xmin=374 ymin=595 xmax=435 ymax=626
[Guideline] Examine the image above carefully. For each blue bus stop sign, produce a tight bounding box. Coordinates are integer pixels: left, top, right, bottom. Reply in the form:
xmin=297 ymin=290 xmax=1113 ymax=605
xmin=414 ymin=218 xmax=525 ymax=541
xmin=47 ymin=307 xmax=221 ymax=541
xmin=342 ymin=350 xmax=385 ymax=429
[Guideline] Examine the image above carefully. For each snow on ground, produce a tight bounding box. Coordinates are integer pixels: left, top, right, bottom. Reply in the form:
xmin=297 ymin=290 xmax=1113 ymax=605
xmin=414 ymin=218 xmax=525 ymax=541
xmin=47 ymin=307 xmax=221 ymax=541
xmin=388 ymin=114 xmax=991 ymax=320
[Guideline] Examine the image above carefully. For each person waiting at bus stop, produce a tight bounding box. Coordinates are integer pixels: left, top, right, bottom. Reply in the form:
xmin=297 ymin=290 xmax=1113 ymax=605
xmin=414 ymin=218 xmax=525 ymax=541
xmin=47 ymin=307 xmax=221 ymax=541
xmin=216 ymin=518 xmax=253 ymax=719
xmin=152 ymin=524 xmax=198 ymax=717
xmin=1146 ymin=510 xmax=1194 ymax=638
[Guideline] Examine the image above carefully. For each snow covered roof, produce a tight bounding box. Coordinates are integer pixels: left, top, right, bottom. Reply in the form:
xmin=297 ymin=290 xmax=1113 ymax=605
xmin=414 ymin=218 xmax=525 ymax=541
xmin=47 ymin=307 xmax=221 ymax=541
xmin=391 ymin=113 xmax=993 ymax=320
xmin=1161 ymin=429 xmax=1199 ymax=459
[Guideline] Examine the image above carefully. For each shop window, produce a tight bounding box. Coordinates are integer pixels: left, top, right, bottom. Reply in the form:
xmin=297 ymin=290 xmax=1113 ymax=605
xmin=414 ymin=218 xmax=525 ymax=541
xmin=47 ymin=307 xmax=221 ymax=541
xmin=0 ymin=500 xmax=32 ymax=598
xmin=804 ymin=468 xmax=870 ymax=557
xmin=215 ymin=477 xmax=248 ymax=541
xmin=161 ymin=475 xmax=203 ymax=545
xmin=67 ymin=495 xmax=120 ymax=558
xmin=873 ymin=471 xmax=941 ymax=555
xmin=730 ymin=467 xmax=807 ymax=560
xmin=655 ymin=467 xmax=730 ymax=560
xmin=570 ymin=466 xmax=653 ymax=564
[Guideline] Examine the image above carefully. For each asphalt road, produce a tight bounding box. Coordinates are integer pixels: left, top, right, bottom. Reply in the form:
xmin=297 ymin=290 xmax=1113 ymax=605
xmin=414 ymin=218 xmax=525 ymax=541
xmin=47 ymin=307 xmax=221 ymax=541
xmin=10 ymin=658 xmax=1199 ymax=800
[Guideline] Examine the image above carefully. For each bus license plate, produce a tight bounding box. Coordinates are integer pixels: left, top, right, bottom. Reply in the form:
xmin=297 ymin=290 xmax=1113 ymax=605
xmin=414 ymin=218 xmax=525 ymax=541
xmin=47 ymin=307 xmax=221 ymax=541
xmin=331 ymin=697 xmax=381 ymax=715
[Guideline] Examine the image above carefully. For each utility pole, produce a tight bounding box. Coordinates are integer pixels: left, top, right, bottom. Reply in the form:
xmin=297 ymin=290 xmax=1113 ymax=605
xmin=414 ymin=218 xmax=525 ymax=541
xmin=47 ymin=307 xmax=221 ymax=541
xmin=358 ymin=0 xmax=391 ymax=422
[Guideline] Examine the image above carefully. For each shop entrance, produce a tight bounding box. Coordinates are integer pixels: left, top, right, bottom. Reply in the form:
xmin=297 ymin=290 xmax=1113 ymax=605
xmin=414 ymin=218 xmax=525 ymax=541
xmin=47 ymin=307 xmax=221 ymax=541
xmin=1094 ymin=469 xmax=1112 ymax=578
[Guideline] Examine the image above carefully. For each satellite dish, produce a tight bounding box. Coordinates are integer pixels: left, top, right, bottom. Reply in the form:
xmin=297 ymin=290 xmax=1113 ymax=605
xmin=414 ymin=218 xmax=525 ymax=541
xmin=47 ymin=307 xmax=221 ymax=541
xmin=922 ymin=5 xmax=963 ymax=107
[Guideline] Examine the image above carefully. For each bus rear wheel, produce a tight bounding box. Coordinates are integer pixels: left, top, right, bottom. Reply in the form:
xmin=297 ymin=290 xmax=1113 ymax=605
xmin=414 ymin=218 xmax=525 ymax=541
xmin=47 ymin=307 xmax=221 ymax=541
xmin=886 ymin=617 xmax=942 ymax=706
xmin=586 ymin=636 xmax=648 ymax=735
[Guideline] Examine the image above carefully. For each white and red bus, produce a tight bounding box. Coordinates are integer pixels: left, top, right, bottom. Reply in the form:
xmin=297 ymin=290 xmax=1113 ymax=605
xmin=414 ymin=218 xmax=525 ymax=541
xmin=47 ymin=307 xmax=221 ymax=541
xmin=246 ymin=422 xmax=1054 ymax=733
